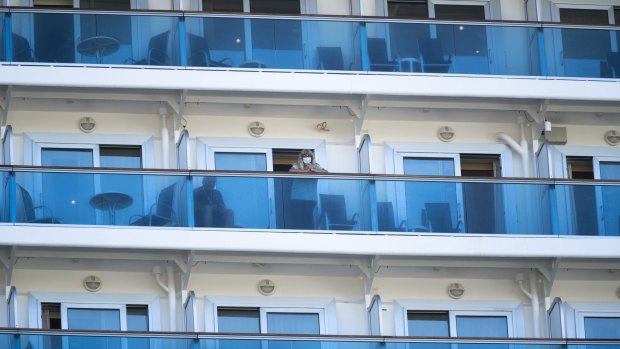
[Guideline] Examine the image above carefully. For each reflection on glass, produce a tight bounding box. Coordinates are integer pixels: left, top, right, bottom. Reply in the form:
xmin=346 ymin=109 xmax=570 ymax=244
xmin=67 ymin=308 xmax=121 ymax=349
xmin=127 ymin=305 xmax=149 ymax=349
xmin=41 ymin=148 xmax=95 ymax=224
xmin=218 ymin=308 xmax=261 ymax=349
xmin=599 ymin=162 xmax=620 ymax=236
xmin=585 ymin=317 xmax=620 ymax=339
xmin=267 ymin=313 xmax=321 ymax=349
xmin=100 ymin=146 xmax=142 ymax=225
xmin=456 ymin=316 xmax=508 ymax=349
xmin=214 ymin=153 xmax=269 ymax=228
xmin=408 ymin=312 xmax=450 ymax=349
xmin=403 ymin=158 xmax=458 ymax=233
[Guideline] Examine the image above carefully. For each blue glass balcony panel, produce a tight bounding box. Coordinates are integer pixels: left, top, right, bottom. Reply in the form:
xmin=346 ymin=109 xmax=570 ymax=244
xmin=0 ymin=12 xmax=5 ymax=62
xmin=193 ymin=176 xmax=371 ymax=230
xmin=554 ymin=183 xmax=620 ymax=236
xmin=2 ymin=10 xmax=620 ymax=79
xmin=2 ymin=169 xmax=619 ymax=236
xmin=543 ymin=26 xmax=620 ymax=78
xmin=10 ymin=12 xmax=180 ymax=65
xmin=365 ymin=21 xmax=541 ymax=75
xmin=185 ymin=16 xmax=361 ymax=70
xmin=3 ymin=331 xmax=617 ymax=349
xmin=0 ymin=170 xmax=8 ymax=223
xmin=375 ymin=180 xmax=554 ymax=235
xmin=13 ymin=171 xmax=187 ymax=226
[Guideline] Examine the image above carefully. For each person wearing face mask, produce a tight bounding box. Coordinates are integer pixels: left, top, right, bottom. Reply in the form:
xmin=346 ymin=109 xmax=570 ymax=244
xmin=286 ymin=149 xmax=326 ymax=229
xmin=289 ymin=149 xmax=327 ymax=173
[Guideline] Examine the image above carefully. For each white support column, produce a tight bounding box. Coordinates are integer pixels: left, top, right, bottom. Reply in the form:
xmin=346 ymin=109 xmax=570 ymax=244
xmin=160 ymin=107 xmax=170 ymax=169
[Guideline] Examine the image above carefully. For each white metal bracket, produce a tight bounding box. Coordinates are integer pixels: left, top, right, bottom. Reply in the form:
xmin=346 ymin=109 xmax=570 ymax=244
xmin=165 ymin=90 xmax=187 ymax=143
xmin=1 ymin=247 xmax=17 ymax=291
xmin=347 ymin=95 xmax=370 ymax=140
xmin=181 ymin=250 xmax=195 ymax=292
xmin=354 ymin=255 xmax=380 ymax=308
xmin=0 ymin=86 xmax=12 ymax=127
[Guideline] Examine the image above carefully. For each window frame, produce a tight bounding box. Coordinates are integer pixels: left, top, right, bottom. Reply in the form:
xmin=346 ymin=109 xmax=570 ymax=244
xmin=28 ymin=292 xmax=161 ymax=330
xmin=61 ymin=302 xmax=127 ymax=330
xmin=24 ymin=132 xmax=154 ymax=168
xmin=394 ymin=299 xmax=524 ymax=337
xmin=566 ymin=302 xmax=620 ymax=338
xmin=205 ymin=296 xmax=337 ymax=334
xmin=260 ymin=307 xmax=326 ymax=334
xmin=550 ymin=2 xmax=616 ymax=24
xmin=197 ymin=137 xmax=327 ymax=171
xmin=198 ymin=0 xmax=311 ymax=14
xmin=383 ymin=0 xmax=493 ymax=19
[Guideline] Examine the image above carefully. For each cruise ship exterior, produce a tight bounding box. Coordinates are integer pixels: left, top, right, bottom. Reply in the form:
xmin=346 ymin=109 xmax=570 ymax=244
xmin=0 ymin=0 xmax=619 ymax=347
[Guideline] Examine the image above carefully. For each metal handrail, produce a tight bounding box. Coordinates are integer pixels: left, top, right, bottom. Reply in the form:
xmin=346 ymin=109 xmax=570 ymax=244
xmin=1 ymin=165 xmax=620 ymax=186
xmin=0 ymin=327 xmax=619 ymax=343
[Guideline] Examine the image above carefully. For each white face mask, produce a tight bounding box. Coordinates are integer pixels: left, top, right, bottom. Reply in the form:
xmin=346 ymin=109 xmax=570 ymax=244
xmin=302 ymin=157 xmax=312 ymax=164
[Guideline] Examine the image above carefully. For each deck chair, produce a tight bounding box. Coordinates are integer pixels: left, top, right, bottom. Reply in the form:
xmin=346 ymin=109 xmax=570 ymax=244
xmin=377 ymin=202 xmax=408 ymax=232
xmin=319 ymin=194 xmax=358 ymax=230
xmin=187 ymin=33 xmax=232 ymax=67
xmin=424 ymin=202 xmax=461 ymax=233
xmin=130 ymin=183 xmax=178 ymax=226
xmin=16 ymin=185 xmax=62 ymax=224
xmin=12 ymin=33 xmax=36 ymax=62
xmin=419 ymin=38 xmax=452 ymax=73
xmin=126 ymin=31 xmax=170 ymax=66
xmin=367 ymin=38 xmax=400 ymax=72
xmin=317 ymin=46 xmax=345 ymax=70
xmin=607 ymin=52 xmax=620 ymax=78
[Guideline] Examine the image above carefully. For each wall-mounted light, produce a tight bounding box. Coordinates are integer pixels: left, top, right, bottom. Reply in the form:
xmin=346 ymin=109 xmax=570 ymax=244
xmin=604 ymin=130 xmax=620 ymax=146
xmin=257 ymin=279 xmax=275 ymax=296
xmin=78 ymin=117 xmax=96 ymax=133
xmin=437 ymin=126 xmax=455 ymax=142
xmin=83 ymin=275 xmax=102 ymax=292
xmin=248 ymin=121 xmax=265 ymax=137
xmin=447 ymin=283 xmax=465 ymax=299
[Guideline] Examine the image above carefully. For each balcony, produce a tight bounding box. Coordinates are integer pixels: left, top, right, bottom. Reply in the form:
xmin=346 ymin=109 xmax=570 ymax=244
xmin=1 ymin=166 xmax=619 ymax=237
xmin=0 ymin=8 xmax=619 ymax=79
xmin=0 ymin=329 xmax=619 ymax=349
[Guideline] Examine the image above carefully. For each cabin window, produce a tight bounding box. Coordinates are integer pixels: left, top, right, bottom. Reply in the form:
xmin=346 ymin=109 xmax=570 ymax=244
xmin=386 ymin=0 xmax=488 ymax=19
xmin=216 ymin=306 xmax=323 ymax=334
xmin=406 ymin=310 xmax=512 ymax=337
xmin=434 ymin=4 xmax=485 ymax=20
xmin=559 ymin=8 xmax=611 ymax=61
xmin=388 ymin=0 xmax=428 ymax=18
xmin=573 ymin=307 xmax=620 ymax=338
xmin=202 ymin=0 xmax=301 ymax=14
xmin=584 ymin=316 xmax=620 ymax=338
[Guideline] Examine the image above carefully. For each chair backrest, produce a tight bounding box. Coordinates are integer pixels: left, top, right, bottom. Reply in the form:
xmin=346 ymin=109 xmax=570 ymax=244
xmin=424 ymin=202 xmax=454 ymax=232
xmin=148 ymin=31 xmax=170 ymax=65
xmin=419 ymin=38 xmax=447 ymax=63
xmin=377 ymin=201 xmax=397 ymax=231
xmin=187 ymin=33 xmax=208 ymax=67
xmin=12 ymin=33 xmax=35 ymax=62
xmin=608 ymin=52 xmax=620 ymax=78
xmin=367 ymin=38 xmax=390 ymax=64
xmin=156 ymin=183 xmax=176 ymax=218
xmin=16 ymin=185 xmax=36 ymax=222
xmin=320 ymin=194 xmax=348 ymax=224
xmin=317 ymin=47 xmax=344 ymax=70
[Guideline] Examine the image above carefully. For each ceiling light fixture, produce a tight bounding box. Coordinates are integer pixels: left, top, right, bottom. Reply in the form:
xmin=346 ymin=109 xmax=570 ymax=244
xmin=248 ymin=121 xmax=265 ymax=137
xmin=604 ymin=130 xmax=620 ymax=146
xmin=437 ymin=126 xmax=455 ymax=142
xmin=78 ymin=117 xmax=96 ymax=133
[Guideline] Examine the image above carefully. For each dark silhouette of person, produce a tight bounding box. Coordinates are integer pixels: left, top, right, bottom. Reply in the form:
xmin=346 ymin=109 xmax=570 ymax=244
xmin=193 ymin=177 xmax=234 ymax=227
